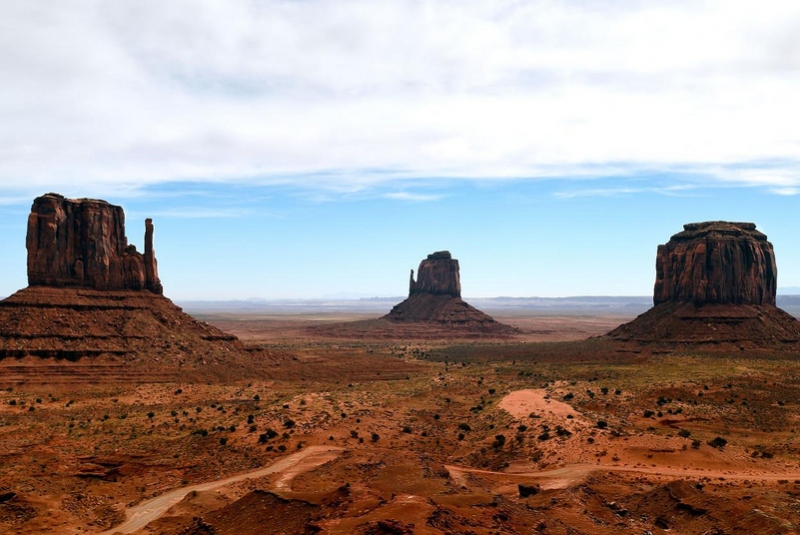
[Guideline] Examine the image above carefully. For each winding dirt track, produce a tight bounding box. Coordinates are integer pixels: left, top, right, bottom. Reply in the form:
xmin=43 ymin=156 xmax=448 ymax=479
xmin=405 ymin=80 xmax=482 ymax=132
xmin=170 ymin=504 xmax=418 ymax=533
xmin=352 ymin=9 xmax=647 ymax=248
xmin=446 ymin=462 xmax=800 ymax=492
xmin=102 ymin=446 xmax=343 ymax=535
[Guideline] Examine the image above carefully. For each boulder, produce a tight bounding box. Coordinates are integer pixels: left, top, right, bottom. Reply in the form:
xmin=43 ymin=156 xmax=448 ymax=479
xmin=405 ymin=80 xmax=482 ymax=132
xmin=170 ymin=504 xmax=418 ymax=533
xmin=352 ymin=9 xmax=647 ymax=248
xmin=26 ymin=193 xmax=162 ymax=294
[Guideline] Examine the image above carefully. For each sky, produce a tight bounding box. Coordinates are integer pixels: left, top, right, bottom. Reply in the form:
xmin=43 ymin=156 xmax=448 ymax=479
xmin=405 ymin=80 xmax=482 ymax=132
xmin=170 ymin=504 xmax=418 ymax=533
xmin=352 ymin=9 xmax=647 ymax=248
xmin=1 ymin=0 xmax=800 ymax=300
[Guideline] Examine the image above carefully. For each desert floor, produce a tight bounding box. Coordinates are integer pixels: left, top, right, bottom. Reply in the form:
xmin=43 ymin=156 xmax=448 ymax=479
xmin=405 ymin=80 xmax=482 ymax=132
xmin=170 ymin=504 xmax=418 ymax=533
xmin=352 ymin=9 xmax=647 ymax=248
xmin=4 ymin=312 xmax=800 ymax=534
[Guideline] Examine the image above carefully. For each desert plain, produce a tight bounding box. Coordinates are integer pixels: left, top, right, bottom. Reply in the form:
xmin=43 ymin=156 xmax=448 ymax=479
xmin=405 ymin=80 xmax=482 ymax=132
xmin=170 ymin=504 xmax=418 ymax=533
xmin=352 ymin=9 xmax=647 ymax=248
xmin=5 ymin=310 xmax=800 ymax=534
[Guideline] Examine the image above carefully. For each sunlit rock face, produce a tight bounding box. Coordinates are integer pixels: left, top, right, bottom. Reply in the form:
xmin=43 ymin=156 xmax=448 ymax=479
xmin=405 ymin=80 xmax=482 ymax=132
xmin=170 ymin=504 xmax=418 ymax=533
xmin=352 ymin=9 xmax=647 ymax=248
xmin=26 ymin=193 xmax=162 ymax=294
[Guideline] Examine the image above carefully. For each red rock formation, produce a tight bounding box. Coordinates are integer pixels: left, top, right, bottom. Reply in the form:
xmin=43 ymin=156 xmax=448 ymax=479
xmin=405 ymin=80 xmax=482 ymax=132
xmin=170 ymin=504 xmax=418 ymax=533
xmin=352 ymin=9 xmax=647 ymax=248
xmin=26 ymin=193 xmax=162 ymax=294
xmin=607 ymin=221 xmax=800 ymax=351
xmin=409 ymin=251 xmax=461 ymax=297
xmin=385 ymin=251 xmax=516 ymax=335
xmin=653 ymin=221 xmax=776 ymax=306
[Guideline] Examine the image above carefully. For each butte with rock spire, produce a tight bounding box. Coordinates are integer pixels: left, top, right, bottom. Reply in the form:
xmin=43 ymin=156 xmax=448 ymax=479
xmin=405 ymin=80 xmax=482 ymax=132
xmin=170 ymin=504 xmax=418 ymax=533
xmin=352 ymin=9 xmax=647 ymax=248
xmin=0 ymin=193 xmax=260 ymax=384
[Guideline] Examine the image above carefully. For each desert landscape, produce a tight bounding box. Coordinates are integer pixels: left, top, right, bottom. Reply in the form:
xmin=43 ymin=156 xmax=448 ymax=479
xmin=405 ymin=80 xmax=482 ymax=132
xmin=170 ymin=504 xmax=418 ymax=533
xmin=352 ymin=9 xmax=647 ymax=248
xmin=3 ymin=198 xmax=800 ymax=535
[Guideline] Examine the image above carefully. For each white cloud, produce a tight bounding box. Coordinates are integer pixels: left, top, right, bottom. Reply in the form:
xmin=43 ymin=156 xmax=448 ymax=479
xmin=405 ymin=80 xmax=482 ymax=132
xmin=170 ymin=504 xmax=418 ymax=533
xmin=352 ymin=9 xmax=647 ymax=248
xmin=1 ymin=0 xmax=800 ymax=193
xmin=383 ymin=191 xmax=445 ymax=202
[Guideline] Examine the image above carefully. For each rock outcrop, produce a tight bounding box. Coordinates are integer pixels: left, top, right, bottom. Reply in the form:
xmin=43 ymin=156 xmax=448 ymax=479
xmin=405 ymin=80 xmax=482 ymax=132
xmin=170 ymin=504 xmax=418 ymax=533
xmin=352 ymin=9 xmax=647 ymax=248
xmin=385 ymin=251 xmax=516 ymax=335
xmin=0 ymin=193 xmax=265 ymax=383
xmin=307 ymin=251 xmax=517 ymax=339
xmin=409 ymin=251 xmax=461 ymax=297
xmin=607 ymin=221 xmax=800 ymax=351
xmin=653 ymin=221 xmax=776 ymax=306
xmin=27 ymin=193 xmax=162 ymax=293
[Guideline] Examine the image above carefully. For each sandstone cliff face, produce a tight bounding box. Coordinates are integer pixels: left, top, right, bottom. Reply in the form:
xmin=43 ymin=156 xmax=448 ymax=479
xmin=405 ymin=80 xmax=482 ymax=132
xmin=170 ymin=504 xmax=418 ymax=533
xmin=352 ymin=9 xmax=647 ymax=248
xmin=653 ymin=221 xmax=776 ymax=306
xmin=409 ymin=251 xmax=461 ymax=298
xmin=26 ymin=193 xmax=162 ymax=294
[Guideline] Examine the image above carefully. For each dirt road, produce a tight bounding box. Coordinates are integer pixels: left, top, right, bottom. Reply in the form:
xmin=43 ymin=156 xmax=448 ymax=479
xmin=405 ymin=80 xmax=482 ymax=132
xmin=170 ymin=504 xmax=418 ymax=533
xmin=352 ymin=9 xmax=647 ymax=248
xmin=446 ymin=462 xmax=800 ymax=492
xmin=102 ymin=446 xmax=343 ymax=534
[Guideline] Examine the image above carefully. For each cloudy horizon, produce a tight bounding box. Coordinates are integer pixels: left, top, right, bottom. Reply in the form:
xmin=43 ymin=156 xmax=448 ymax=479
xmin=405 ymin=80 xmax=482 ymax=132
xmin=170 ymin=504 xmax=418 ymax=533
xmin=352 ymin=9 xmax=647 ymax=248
xmin=2 ymin=1 xmax=800 ymax=300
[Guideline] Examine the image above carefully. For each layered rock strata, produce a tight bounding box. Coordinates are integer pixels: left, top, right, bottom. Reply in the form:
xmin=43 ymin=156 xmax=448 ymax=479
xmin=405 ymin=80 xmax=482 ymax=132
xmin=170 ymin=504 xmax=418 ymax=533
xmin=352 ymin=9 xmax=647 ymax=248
xmin=0 ymin=193 xmax=261 ymax=382
xmin=27 ymin=193 xmax=162 ymax=293
xmin=607 ymin=221 xmax=800 ymax=351
xmin=653 ymin=221 xmax=776 ymax=306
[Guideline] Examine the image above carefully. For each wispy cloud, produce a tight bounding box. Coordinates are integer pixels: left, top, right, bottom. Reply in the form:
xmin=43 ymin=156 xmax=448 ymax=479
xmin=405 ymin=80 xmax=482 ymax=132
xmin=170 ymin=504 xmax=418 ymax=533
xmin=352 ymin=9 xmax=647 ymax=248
xmin=131 ymin=207 xmax=258 ymax=219
xmin=383 ymin=191 xmax=445 ymax=202
xmin=2 ymin=1 xmax=800 ymax=195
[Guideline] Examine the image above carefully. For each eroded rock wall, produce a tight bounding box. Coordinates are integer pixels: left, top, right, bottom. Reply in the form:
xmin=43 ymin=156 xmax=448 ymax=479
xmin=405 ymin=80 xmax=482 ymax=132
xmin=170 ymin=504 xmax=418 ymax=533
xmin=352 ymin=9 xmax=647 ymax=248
xmin=409 ymin=251 xmax=461 ymax=298
xmin=26 ymin=193 xmax=162 ymax=294
xmin=653 ymin=221 xmax=776 ymax=306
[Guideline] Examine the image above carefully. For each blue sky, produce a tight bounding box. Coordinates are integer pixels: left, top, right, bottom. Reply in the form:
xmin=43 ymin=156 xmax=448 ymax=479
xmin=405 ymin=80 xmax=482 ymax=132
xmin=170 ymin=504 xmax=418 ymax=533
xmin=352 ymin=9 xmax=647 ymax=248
xmin=1 ymin=1 xmax=800 ymax=300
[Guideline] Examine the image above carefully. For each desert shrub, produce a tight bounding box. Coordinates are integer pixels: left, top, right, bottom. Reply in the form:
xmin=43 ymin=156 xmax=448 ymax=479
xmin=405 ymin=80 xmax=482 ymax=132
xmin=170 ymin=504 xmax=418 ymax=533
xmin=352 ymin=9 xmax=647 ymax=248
xmin=555 ymin=426 xmax=572 ymax=437
xmin=488 ymin=388 xmax=496 ymax=395
xmin=253 ymin=394 xmax=260 ymax=401
xmin=219 ymin=438 xmax=227 ymax=446
xmin=596 ymin=420 xmax=608 ymax=429
xmin=708 ymin=436 xmax=727 ymax=449
xmin=457 ymin=433 xmax=465 ymax=441
xmin=678 ymin=429 xmax=691 ymax=438
xmin=562 ymin=393 xmax=574 ymax=401
xmin=492 ymin=434 xmax=506 ymax=449
xmin=518 ymin=424 xmax=528 ymax=432
xmin=283 ymin=419 xmax=295 ymax=428
xmin=247 ymin=414 xmax=255 ymax=424
xmin=371 ymin=433 xmax=380 ymax=442
xmin=458 ymin=423 xmax=472 ymax=432
xmin=350 ymin=430 xmax=359 ymax=438
xmin=402 ymin=426 xmax=412 ymax=434
xmin=434 ymin=414 xmax=440 ymax=420
xmin=601 ymin=387 xmax=609 ymax=395
xmin=538 ymin=431 xmax=551 ymax=441
xmin=147 ymin=412 xmax=155 ymax=419
xmin=643 ymin=410 xmax=655 ymax=418
xmin=174 ymin=389 xmax=182 ymax=395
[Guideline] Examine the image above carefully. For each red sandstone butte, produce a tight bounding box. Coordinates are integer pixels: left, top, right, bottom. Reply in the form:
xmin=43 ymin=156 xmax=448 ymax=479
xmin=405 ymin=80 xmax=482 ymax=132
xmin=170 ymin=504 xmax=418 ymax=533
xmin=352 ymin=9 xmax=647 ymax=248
xmin=26 ymin=193 xmax=162 ymax=294
xmin=607 ymin=221 xmax=800 ymax=350
xmin=653 ymin=221 xmax=776 ymax=306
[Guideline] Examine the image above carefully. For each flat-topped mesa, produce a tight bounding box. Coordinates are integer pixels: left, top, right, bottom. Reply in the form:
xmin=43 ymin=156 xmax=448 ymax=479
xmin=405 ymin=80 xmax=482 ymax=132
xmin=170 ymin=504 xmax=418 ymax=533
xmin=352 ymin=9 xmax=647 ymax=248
xmin=409 ymin=250 xmax=461 ymax=298
xmin=654 ymin=221 xmax=776 ymax=306
xmin=26 ymin=193 xmax=163 ymax=294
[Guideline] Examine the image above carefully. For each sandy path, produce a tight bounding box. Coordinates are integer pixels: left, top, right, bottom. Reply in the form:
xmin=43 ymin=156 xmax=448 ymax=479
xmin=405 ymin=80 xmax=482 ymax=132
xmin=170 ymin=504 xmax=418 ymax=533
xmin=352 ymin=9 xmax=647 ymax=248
xmin=102 ymin=446 xmax=344 ymax=535
xmin=446 ymin=462 xmax=800 ymax=492
xmin=498 ymin=388 xmax=585 ymax=422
